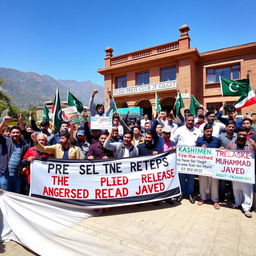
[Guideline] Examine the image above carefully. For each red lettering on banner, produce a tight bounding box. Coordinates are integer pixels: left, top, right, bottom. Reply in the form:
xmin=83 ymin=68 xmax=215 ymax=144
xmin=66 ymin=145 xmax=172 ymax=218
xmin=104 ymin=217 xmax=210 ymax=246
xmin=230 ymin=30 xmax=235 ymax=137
xmin=215 ymin=150 xmax=250 ymax=159
xmin=220 ymin=166 xmax=245 ymax=174
xmin=141 ymin=169 xmax=174 ymax=183
xmin=43 ymin=186 xmax=89 ymax=198
xmin=95 ymin=187 xmax=129 ymax=198
xmin=135 ymin=182 xmax=165 ymax=195
xmin=51 ymin=176 xmax=69 ymax=186
xmin=100 ymin=176 xmax=129 ymax=186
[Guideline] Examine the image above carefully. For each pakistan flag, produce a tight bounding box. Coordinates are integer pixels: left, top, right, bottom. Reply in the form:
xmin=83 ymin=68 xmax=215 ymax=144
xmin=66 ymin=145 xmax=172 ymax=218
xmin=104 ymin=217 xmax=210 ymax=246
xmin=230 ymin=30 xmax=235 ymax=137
xmin=220 ymin=77 xmax=256 ymax=110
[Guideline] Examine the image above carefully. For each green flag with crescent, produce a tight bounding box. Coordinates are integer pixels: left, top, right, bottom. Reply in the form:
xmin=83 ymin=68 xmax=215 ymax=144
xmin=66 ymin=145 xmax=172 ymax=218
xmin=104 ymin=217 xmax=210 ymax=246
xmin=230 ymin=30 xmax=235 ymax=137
xmin=220 ymin=77 xmax=250 ymax=96
xmin=174 ymin=92 xmax=184 ymax=120
xmin=189 ymin=95 xmax=201 ymax=116
xmin=43 ymin=104 xmax=49 ymax=120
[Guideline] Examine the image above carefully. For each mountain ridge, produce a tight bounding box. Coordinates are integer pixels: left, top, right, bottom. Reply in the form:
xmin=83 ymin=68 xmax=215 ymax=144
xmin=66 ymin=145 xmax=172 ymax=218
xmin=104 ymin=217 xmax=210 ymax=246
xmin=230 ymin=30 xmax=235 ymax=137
xmin=0 ymin=67 xmax=104 ymax=109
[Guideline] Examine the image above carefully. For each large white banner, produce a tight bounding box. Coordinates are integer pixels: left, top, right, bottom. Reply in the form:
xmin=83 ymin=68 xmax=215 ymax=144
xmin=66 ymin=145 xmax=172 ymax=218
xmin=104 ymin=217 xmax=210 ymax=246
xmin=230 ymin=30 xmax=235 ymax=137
xmin=0 ymin=191 xmax=138 ymax=255
xmin=176 ymin=146 xmax=255 ymax=184
xmin=30 ymin=151 xmax=180 ymax=208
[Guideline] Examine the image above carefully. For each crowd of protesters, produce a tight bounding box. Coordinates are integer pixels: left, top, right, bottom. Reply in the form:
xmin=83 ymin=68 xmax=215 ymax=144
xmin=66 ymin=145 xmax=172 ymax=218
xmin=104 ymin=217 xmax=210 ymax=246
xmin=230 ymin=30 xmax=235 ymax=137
xmin=0 ymin=89 xmax=256 ymax=217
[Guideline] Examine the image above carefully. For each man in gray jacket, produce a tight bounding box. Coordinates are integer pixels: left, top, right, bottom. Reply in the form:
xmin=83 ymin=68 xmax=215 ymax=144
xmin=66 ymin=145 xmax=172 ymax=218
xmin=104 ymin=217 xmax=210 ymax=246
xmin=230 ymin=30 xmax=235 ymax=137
xmin=104 ymin=128 xmax=138 ymax=158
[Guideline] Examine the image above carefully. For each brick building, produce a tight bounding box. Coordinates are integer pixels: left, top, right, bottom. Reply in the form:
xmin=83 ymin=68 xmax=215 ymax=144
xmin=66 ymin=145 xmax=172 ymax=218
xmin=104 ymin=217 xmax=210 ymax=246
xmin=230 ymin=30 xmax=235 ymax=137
xmin=98 ymin=25 xmax=256 ymax=118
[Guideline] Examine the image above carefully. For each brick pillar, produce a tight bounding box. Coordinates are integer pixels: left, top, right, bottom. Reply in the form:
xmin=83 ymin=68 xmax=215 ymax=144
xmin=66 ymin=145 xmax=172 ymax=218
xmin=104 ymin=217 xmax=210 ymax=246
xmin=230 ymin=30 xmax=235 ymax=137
xmin=104 ymin=47 xmax=113 ymax=67
xmin=178 ymin=25 xmax=190 ymax=50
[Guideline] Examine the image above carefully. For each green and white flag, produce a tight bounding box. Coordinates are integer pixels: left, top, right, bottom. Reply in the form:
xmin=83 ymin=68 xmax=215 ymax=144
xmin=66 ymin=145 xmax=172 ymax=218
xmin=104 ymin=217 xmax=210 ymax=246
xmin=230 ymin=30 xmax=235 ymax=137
xmin=220 ymin=77 xmax=256 ymax=110
xmin=189 ymin=95 xmax=201 ymax=116
xmin=51 ymin=88 xmax=62 ymax=131
xmin=67 ymin=91 xmax=84 ymax=113
xmin=220 ymin=77 xmax=249 ymax=96
xmin=174 ymin=91 xmax=184 ymax=119
xmin=155 ymin=93 xmax=161 ymax=112
xmin=43 ymin=104 xmax=49 ymax=120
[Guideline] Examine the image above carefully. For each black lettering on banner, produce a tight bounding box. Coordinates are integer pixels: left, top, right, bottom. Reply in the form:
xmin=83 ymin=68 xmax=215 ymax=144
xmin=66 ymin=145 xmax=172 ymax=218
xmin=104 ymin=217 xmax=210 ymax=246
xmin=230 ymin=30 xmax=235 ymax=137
xmin=48 ymin=163 xmax=54 ymax=173
xmin=162 ymin=157 xmax=169 ymax=167
xmin=79 ymin=164 xmax=99 ymax=175
xmin=103 ymin=163 xmax=122 ymax=174
xmin=47 ymin=163 xmax=69 ymax=174
xmin=79 ymin=165 xmax=86 ymax=175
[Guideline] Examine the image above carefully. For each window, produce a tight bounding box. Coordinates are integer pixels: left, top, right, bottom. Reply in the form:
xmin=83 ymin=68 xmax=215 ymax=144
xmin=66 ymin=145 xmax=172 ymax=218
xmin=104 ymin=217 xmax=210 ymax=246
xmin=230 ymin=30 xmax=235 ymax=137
xmin=206 ymin=101 xmax=241 ymax=115
xmin=137 ymin=72 xmax=149 ymax=85
xmin=206 ymin=102 xmax=222 ymax=112
xmin=206 ymin=64 xmax=240 ymax=83
xmin=115 ymin=76 xmax=127 ymax=88
xmin=160 ymin=67 xmax=176 ymax=82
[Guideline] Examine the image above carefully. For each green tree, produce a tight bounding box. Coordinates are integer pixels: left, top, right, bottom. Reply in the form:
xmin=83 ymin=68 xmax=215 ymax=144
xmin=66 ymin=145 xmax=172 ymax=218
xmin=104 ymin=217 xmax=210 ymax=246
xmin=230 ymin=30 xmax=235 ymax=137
xmin=27 ymin=103 xmax=37 ymax=112
xmin=0 ymin=78 xmax=11 ymax=114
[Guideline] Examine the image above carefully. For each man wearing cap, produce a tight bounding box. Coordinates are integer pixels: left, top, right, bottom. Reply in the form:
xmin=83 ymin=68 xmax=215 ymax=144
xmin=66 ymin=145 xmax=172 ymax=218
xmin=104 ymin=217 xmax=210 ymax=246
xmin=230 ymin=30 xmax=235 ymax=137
xmin=162 ymin=126 xmax=176 ymax=152
xmin=71 ymin=128 xmax=90 ymax=159
xmin=31 ymin=131 xmax=81 ymax=159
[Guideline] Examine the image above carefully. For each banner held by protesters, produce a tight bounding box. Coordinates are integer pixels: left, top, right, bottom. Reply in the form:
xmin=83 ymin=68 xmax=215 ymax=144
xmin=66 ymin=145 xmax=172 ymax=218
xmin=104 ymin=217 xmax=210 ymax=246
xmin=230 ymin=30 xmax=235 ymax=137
xmin=30 ymin=151 xmax=180 ymax=208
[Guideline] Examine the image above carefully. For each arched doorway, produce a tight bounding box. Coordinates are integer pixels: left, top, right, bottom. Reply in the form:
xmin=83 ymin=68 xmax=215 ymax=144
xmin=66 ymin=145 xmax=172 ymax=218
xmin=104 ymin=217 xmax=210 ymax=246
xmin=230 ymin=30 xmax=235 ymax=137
xmin=161 ymin=97 xmax=176 ymax=114
xmin=116 ymin=102 xmax=128 ymax=108
xmin=136 ymin=100 xmax=152 ymax=119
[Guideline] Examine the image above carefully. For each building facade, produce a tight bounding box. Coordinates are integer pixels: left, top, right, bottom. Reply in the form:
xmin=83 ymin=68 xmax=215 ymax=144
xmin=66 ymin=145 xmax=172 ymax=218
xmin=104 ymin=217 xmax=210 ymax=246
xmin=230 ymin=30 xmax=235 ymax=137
xmin=98 ymin=25 xmax=256 ymax=118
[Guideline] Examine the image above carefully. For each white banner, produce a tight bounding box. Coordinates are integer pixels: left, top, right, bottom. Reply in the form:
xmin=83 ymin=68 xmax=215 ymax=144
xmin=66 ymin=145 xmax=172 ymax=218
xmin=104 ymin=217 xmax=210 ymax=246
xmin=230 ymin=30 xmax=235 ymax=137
xmin=30 ymin=151 xmax=180 ymax=208
xmin=90 ymin=116 xmax=112 ymax=130
xmin=0 ymin=191 xmax=141 ymax=255
xmin=176 ymin=146 xmax=255 ymax=184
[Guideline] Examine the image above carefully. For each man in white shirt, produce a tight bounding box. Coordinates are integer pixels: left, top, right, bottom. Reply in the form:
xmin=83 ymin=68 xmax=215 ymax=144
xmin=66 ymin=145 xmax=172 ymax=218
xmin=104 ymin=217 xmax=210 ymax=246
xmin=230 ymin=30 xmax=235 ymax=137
xmin=172 ymin=114 xmax=201 ymax=203
xmin=199 ymin=111 xmax=225 ymax=137
xmin=140 ymin=114 xmax=152 ymax=129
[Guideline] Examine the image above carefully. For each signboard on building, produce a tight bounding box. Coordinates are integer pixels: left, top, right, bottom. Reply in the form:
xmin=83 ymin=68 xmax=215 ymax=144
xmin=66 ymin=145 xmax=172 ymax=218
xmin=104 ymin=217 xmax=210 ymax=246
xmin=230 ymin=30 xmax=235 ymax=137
xmin=113 ymin=80 xmax=176 ymax=96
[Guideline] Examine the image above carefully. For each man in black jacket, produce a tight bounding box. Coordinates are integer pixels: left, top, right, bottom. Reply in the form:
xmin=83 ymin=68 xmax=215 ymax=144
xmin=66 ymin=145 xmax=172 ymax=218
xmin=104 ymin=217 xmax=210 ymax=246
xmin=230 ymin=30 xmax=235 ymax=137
xmin=137 ymin=131 xmax=159 ymax=156
xmin=0 ymin=116 xmax=29 ymax=193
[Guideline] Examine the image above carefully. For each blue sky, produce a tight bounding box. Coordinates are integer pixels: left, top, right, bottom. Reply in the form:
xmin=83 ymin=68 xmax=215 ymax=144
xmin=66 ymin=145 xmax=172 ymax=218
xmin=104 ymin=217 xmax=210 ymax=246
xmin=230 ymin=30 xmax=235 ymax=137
xmin=1 ymin=0 xmax=255 ymax=86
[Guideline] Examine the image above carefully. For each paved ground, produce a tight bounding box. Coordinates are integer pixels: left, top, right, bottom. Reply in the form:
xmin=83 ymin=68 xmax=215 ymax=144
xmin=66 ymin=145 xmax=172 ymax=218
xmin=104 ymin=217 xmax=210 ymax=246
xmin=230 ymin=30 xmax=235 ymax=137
xmin=1 ymin=198 xmax=256 ymax=256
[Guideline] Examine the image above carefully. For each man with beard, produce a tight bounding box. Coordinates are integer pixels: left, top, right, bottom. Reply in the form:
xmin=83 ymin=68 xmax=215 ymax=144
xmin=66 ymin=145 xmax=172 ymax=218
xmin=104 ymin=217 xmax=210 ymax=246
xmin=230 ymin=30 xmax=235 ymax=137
xmin=227 ymin=127 xmax=256 ymax=218
xmin=217 ymin=105 xmax=242 ymax=129
xmin=199 ymin=111 xmax=225 ymax=137
xmin=196 ymin=124 xmax=221 ymax=209
xmin=137 ymin=131 xmax=159 ymax=156
xmin=242 ymin=118 xmax=255 ymax=140
xmin=0 ymin=116 xmax=29 ymax=193
xmin=218 ymin=120 xmax=237 ymax=202
xmin=141 ymin=121 xmax=152 ymax=136
xmin=31 ymin=131 xmax=81 ymax=159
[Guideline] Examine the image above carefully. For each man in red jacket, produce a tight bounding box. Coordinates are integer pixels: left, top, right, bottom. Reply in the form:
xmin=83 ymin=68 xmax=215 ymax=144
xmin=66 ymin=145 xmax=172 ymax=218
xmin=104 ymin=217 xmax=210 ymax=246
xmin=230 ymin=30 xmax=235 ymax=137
xmin=21 ymin=133 xmax=53 ymax=194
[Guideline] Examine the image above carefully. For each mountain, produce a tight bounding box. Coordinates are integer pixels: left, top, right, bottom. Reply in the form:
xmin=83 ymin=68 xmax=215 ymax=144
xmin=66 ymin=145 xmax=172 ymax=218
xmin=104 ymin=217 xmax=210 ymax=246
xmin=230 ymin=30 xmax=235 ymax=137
xmin=0 ymin=67 xmax=104 ymax=109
